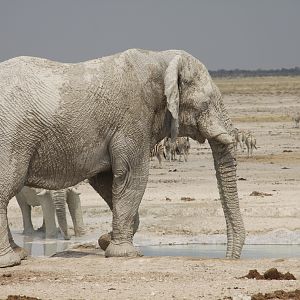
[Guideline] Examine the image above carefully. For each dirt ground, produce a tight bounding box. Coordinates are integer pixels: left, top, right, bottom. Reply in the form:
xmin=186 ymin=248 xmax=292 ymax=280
xmin=1 ymin=87 xmax=300 ymax=299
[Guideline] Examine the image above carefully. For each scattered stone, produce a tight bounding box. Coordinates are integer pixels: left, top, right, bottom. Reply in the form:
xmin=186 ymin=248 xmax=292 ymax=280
xmin=251 ymin=289 xmax=300 ymax=300
xmin=168 ymin=169 xmax=177 ymax=172
xmin=283 ymin=150 xmax=293 ymax=153
xmin=264 ymin=268 xmax=296 ymax=280
xmin=180 ymin=197 xmax=195 ymax=202
xmin=71 ymin=242 xmax=95 ymax=249
xmin=2 ymin=273 xmax=12 ymax=278
xmin=6 ymin=296 xmax=40 ymax=300
xmin=238 ymin=177 xmax=247 ymax=181
xmin=165 ymin=197 xmax=172 ymax=201
xmin=281 ymin=167 xmax=290 ymax=169
xmin=240 ymin=268 xmax=296 ymax=280
xmin=249 ymin=191 xmax=273 ymax=197
xmin=242 ymin=269 xmax=264 ymax=280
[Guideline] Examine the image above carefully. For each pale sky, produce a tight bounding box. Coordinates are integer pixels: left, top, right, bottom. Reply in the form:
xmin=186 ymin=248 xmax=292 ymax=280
xmin=0 ymin=0 xmax=299 ymax=70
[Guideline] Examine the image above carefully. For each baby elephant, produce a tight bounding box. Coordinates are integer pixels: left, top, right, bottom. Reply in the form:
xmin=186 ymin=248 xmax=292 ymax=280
xmin=16 ymin=187 xmax=85 ymax=239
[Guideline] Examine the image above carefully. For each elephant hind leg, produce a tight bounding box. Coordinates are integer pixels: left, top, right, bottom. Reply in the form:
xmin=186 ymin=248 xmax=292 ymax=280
xmin=8 ymin=226 xmax=28 ymax=260
xmin=0 ymin=158 xmax=30 ymax=267
xmin=0 ymin=207 xmax=21 ymax=267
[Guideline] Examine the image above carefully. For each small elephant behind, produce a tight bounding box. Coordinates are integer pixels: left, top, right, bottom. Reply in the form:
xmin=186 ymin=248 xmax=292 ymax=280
xmin=16 ymin=187 xmax=85 ymax=240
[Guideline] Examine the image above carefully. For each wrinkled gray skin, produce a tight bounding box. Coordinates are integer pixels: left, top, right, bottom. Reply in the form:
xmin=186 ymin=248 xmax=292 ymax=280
xmin=15 ymin=187 xmax=85 ymax=240
xmin=0 ymin=49 xmax=245 ymax=267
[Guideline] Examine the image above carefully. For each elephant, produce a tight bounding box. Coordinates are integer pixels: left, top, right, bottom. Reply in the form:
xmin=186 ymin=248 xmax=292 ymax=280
xmin=0 ymin=48 xmax=245 ymax=267
xmin=15 ymin=187 xmax=85 ymax=240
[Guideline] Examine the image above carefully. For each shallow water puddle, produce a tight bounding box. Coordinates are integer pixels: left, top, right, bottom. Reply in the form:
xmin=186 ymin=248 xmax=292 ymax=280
xmin=12 ymin=231 xmax=300 ymax=259
xmin=141 ymin=244 xmax=300 ymax=259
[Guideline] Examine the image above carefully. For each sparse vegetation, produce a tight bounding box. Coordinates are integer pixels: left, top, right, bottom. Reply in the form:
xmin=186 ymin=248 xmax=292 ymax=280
xmin=214 ymin=76 xmax=300 ymax=96
xmin=232 ymin=114 xmax=291 ymax=123
xmin=209 ymin=67 xmax=300 ymax=78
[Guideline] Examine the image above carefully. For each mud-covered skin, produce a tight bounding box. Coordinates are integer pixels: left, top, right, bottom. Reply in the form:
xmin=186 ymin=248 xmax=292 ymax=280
xmin=0 ymin=49 xmax=245 ymax=267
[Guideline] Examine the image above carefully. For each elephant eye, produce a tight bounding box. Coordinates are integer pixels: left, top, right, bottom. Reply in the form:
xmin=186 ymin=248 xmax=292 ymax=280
xmin=179 ymin=74 xmax=190 ymax=86
xmin=200 ymin=101 xmax=209 ymax=113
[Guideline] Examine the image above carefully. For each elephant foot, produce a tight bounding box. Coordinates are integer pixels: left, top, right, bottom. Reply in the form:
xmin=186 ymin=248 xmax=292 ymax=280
xmin=0 ymin=250 xmax=21 ymax=268
xmin=62 ymin=234 xmax=71 ymax=240
xmin=23 ymin=228 xmax=35 ymax=235
xmin=9 ymin=240 xmax=28 ymax=260
xmin=98 ymin=232 xmax=112 ymax=251
xmin=45 ymin=231 xmax=58 ymax=239
xmin=75 ymin=229 xmax=86 ymax=237
xmin=36 ymin=226 xmax=45 ymax=233
xmin=12 ymin=246 xmax=28 ymax=260
xmin=105 ymin=241 xmax=142 ymax=258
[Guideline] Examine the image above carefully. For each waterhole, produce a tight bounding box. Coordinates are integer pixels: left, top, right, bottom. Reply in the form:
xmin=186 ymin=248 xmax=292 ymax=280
xmin=12 ymin=231 xmax=300 ymax=259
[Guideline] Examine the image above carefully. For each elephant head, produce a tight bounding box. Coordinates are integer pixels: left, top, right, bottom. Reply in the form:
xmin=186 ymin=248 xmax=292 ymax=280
xmin=163 ymin=52 xmax=245 ymax=258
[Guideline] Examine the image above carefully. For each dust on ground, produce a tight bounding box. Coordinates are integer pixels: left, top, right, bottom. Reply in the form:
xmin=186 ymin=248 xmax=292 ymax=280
xmin=1 ymin=84 xmax=300 ymax=299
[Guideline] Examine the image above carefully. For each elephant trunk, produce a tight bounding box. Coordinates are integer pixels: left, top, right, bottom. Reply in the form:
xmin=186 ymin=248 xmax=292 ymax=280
xmin=67 ymin=188 xmax=85 ymax=236
xmin=209 ymin=139 xmax=245 ymax=258
xmin=52 ymin=189 xmax=70 ymax=240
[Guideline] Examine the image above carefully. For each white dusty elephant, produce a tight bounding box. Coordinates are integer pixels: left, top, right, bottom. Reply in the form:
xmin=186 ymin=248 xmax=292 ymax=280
xmin=0 ymin=48 xmax=245 ymax=267
xmin=15 ymin=187 xmax=85 ymax=240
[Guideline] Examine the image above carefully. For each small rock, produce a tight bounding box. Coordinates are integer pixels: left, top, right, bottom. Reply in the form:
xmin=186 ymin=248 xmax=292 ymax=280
xmin=249 ymin=191 xmax=272 ymax=197
xmin=240 ymin=268 xmax=296 ymax=280
xmin=181 ymin=197 xmax=195 ymax=202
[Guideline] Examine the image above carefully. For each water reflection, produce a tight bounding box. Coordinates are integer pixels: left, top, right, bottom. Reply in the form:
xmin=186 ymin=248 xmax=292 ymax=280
xmin=12 ymin=231 xmax=88 ymax=257
xmin=141 ymin=244 xmax=300 ymax=259
xmin=12 ymin=231 xmax=300 ymax=259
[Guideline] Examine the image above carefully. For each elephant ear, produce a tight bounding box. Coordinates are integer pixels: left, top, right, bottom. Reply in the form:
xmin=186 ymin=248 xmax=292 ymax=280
xmin=164 ymin=55 xmax=182 ymax=141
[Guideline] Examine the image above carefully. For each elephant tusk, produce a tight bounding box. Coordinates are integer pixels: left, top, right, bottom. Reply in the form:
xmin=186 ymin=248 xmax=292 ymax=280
xmin=214 ymin=133 xmax=234 ymax=145
xmin=36 ymin=189 xmax=49 ymax=196
xmin=68 ymin=187 xmax=81 ymax=195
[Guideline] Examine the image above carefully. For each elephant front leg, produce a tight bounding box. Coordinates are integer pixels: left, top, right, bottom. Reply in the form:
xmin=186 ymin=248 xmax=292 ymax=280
xmin=38 ymin=194 xmax=58 ymax=239
xmin=105 ymin=146 xmax=149 ymax=257
xmin=15 ymin=194 xmax=35 ymax=235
